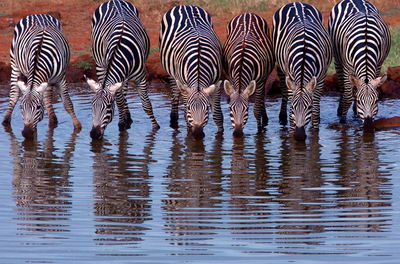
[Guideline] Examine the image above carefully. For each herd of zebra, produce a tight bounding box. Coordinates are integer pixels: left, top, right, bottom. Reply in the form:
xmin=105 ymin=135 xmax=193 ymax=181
xmin=1 ymin=0 xmax=391 ymax=141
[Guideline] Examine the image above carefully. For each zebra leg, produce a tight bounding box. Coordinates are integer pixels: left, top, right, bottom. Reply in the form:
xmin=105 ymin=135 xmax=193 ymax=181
xmin=311 ymin=85 xmax=323 ymax=129
xmin=169 ymin=77 xmax=180 ymax=128
xmin=58 ymin=78 xmax=82 ymax=130
xmin=278 ymin=67 xmax=288 ymax=125
xmin=254 ymin=82 xmax=268 ymax=132
xmin=116 ymin=83 xmax=132 ymax=131
xmin=2 ymin=67 xmax=21 ymax=126
xmin=136 ymin=79 xmax=160 ymax=130
xmin=44 ymin=86 xmax=58 ymax=128
xmin=338 ymin=72 xmax=353 ymax=123
xmin=211 ymin=82 xmax=224 ymax=133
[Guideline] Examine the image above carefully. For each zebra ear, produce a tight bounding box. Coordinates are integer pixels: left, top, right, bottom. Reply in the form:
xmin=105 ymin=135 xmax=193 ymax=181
xmin=204 ymin=84 xmax=217 ymax=97
xmin=242 ymin=80 xmax=256 ymax=98
xmin=17 ymin=80 xmax=29 ymax=94
xmin=35 ymin=82 xmax=49 ymax=94
xmin=86 ymin=77 xmax=101 ymax=92
xmin=370 ymin=75 xmax=387 ymax=88
xmin=305 ymin=77 xmax=317 ymax=92
xmin=349 ymin=75 xmax=363 ymax=88
xmin=285 ymin=76 xmax=296 ymax=92
xmin=108 ymin=82 xmax=123 ymax=95
xmin=224 ymin=80 xmax=235 ymax=96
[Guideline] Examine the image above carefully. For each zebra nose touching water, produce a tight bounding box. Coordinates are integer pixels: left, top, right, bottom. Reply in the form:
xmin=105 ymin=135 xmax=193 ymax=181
xmin=328 ymin=0 xmax=391 ymax=132
xmin=86 ymin=0 xmax=159 ymax=140
xmin=273 ymin=2 xmax=332 ymax=141
xmin=2 ymin=14 xmax=81 ymax=139
xmin=223 ymin=13 xmax=274 ymax=137
xmin=160 ymin=5 xmax=224 ymax=140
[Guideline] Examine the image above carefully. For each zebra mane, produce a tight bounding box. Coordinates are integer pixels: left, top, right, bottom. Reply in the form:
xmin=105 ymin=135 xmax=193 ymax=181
xmin=101 ymin=3 xmax=127 ymax=89
xmin=29 ymin=26 xmax=46 ymax=91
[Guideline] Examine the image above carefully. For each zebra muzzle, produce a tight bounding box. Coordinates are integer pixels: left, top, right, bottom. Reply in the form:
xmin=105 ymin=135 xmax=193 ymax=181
xmin=190 ymin=126 xmax=205 ymax=140
xmin=363 ymin=117 xmax=375 ymax=133
xmin=294 ymin=126 xmax=306 ymax=141
xmin=22 ymin=125 xmax=36 ymax=139
xmin=90 ymin=126 xmax=104 ymax=140
xmin=233 ymin=124 xmax=244 ymax=138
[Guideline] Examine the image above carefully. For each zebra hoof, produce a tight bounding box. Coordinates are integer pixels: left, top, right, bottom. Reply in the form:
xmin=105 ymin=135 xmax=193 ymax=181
xmin=2 ymin=118 xmax=11 ymax=127
xmin=49 ymin=118 xmax=58 ymax=128
xmin=152 ymin=123 xmax=161 ymax=130
xmin=126 ymin=113 xmax=133 ymax=129
xmin=118 ymin=122 xmax=127 ymax=132
xmin=170 ymin=120 xmax=179 ymax=129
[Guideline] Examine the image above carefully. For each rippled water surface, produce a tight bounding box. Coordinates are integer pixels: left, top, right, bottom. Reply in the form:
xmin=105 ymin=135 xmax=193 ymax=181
xmin=0 ymin=83 xmax=400 ymax=263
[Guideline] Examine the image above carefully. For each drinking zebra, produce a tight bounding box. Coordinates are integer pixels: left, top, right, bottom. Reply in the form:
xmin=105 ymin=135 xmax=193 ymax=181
xmin=328 ymin=0 xmax=390 ymax=131
xmin=223 ymin=13 xmax=274 ymax=137
xmin=2 ymin=14 xmax=81 ymax=138
xmin=160 ymin=5 xmax=223 ymax=139
xmin=86 ymin=0 xmax=159 ymax=140
xmin=273 ymin=2 xmax=332 ymax=141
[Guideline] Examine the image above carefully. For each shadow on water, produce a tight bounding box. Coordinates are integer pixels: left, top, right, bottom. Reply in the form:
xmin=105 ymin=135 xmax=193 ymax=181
xmin=7 ymin=126 xmax=77 ymax=235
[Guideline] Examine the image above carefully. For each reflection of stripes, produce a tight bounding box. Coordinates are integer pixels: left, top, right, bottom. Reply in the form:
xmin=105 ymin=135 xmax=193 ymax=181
xmin=91 ymin=0 xmax=158 ymax=132
xmin=223 ymin=13 xmax=274 ymax=132
xmin=273 ymin=2 xmax=332 ymax=130
xmin=160 ymin=5 xmax=223 ymax=132
xmin=329 ymin=0 xmax=390 ymax=122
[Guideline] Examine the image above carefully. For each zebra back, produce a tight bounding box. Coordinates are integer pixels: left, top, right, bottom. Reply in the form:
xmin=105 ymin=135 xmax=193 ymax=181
xmin=224 ymin=13 xmax=274 ymax=92
xmin=273 ymin=2 xmax=332 ymax=87
xmin=160 ymin=5 xmax=222 ymax=90
xmin=92 ymin=0 xmax=150 ymax=88
xmin=328 ymin=0 xmax=390 ymax=80
xmin=12 ymin=14 xmax=70 ymax=89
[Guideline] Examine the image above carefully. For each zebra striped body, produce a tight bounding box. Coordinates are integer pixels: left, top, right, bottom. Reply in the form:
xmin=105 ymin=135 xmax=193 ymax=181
xmin=86 ymin=0 xmax=159 ymax=140
xmin=160 ymin=5 xmax=223 ymax=139
xmin=223 ymin=13 xmax=274 ymax=137
xmin=2 ymin=14 xmax=81 ymax=138
xmin=328 ymin=0 xmax=390 ymax=130
xmin=273 ymin=2 xmax=332 ymax=141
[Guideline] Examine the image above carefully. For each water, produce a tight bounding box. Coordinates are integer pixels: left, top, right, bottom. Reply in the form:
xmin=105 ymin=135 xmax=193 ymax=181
xmin=0 ymin=83 xmax=400 ymax=263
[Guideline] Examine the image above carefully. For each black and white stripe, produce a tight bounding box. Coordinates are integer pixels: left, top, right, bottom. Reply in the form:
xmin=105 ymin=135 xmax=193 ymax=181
xmin=328 ymin=0 xmax=390 ymax=130
xmin=86 ymin=0 xmax=159 ymax=140
xmin=273 ymin=2 xmax=332 ymax=141
xmin=223 ymin=13 xmax=274 ymax=137
xmin=2 ymin=14 xmax=81 ymax=138
xmin=160 ymin=5 xmax=223 ymax=139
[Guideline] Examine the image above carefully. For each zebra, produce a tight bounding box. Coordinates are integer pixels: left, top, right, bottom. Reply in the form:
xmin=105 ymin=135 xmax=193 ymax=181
xmin=273 ymin=2 xmax=332 ymax=141
xmin=160 ymin=5 xmax=223 ymax=139
xmin=223 ymin=13 xmax=274 ymax=137
xmin=2 ymin=14 xmax=81 ymax=139
xmin=328 ymin=0 xmax=390 ymax=131
xmin=85 ymin=0 xmax=159 ymax=140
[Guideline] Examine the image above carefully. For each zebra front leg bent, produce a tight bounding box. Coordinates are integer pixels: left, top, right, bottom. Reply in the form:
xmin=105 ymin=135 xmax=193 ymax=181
xmin=169 ymin=77 xmax=180 ymax=128
xmin=277 ymin=68 xmax=288 ymax=125
xmin=254 ymin=82 xmax=268 ymax=132
xmin=136 ymin=79 xmax=160 ymax=130
xmin=116 ymin=83 xmax=132 ymax=131
xmin=211 ymin=81 xmax=224 ymax=133
xmin=3 ymin=67 xmax=21 ymax=126
xmin=58 ymin=78 xmax=82 ymax=131
xmin=44 ymin=86 xmax=58 ymax=128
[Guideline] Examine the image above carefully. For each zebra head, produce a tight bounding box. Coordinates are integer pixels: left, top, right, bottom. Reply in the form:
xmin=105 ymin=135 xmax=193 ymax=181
xmin=17 ymin=80 xmax=48 ymax=139
xmin=86 ymin=77 xmax=123 ymax=140
xmin=177 ymin=80 xmax=220 ymax=140
xmin=224 ymin=80 xmax=256 ymax=137
xmin=286 ymin=76 xmax=317 ymax=141
xmin=350 ymin=75 xmax=387 ymax=132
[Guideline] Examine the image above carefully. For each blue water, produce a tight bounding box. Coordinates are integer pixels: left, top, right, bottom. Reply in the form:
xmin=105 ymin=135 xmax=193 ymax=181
xmin=0 ymin=83 xmax=399 ymax=263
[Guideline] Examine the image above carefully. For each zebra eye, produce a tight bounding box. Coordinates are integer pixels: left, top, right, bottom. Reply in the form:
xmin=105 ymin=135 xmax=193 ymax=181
xmin=36 ymin=105 xmax=41 ymax=110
